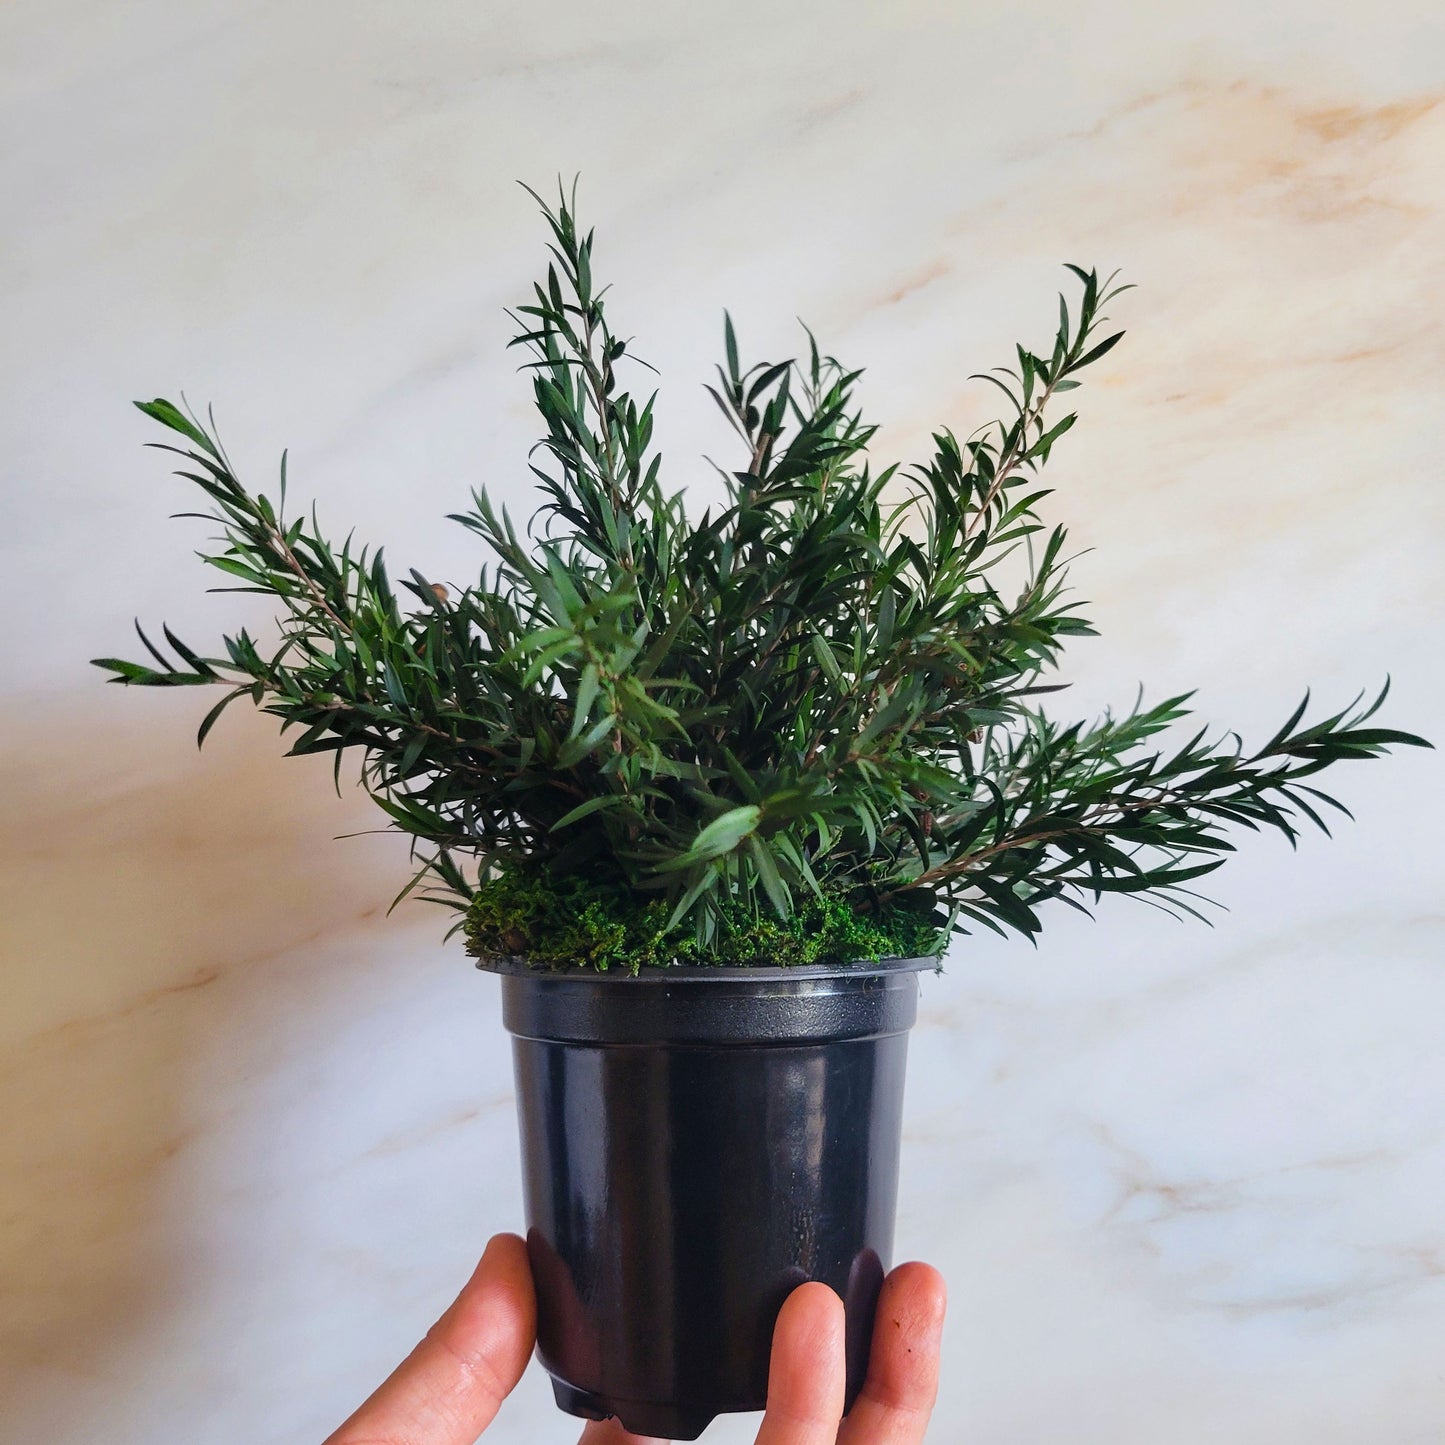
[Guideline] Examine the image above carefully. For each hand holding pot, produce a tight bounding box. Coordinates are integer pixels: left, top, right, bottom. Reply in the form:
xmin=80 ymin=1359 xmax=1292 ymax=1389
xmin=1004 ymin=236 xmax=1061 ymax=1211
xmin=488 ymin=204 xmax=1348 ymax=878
xmin=325 ymin=1233 xmax=947 ymax=1444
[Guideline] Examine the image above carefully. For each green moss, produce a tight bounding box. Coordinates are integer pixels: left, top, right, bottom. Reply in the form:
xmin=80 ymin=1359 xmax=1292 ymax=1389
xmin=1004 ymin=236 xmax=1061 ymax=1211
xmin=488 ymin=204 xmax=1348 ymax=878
xmin=464 ymin=866 xmax=945 ymax=973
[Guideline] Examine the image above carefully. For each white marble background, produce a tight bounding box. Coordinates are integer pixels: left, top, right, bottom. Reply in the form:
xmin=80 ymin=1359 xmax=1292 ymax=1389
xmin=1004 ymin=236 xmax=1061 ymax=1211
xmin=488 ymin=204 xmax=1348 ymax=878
xmin=2 ymin=2 xmax=1443 ymax=1441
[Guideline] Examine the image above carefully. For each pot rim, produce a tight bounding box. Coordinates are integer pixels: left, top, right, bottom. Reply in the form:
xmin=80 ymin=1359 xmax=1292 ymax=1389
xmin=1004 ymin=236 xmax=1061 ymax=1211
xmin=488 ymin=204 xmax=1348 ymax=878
xmin=475 ymin=952 xmax=942 ymax=983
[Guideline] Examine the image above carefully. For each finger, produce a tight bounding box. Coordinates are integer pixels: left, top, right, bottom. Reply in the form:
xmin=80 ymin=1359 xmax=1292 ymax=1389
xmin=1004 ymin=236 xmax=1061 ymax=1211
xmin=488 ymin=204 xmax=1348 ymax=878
xmin=836 ymin=1262 xmax=947 ymax=1445
xmin=577 ymin=1416 xmax=670 ymax=1444
xmin=755 ymin=1281 xmax=847 ymax=1445
xmin=326 ymin=1232 xmax=536 ymax=1445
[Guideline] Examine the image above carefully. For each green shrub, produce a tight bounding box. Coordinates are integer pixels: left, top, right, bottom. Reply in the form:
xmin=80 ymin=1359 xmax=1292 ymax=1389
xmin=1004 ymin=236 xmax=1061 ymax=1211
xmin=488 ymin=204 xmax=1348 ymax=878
xmin=94 ymin=182 xmax=1429 ymax=970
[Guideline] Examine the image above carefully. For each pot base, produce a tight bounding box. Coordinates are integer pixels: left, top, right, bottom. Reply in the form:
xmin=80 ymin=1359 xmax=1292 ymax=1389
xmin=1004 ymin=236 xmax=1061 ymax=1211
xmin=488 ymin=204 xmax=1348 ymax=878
xmin=550 ymin=1379 xmax=719 ymax=1441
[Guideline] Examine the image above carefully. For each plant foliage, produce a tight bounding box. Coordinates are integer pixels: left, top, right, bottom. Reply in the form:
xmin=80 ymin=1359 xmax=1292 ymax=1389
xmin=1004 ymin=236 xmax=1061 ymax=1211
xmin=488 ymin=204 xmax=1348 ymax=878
xmin=94 ymin=182 xmax=1430 ymax=970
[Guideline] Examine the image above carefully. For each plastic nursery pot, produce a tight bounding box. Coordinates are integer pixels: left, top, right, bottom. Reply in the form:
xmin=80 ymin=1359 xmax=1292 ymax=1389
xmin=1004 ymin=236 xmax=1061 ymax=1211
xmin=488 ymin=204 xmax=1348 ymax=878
xmin=483 ymin=954 xmax=936 ymax=1441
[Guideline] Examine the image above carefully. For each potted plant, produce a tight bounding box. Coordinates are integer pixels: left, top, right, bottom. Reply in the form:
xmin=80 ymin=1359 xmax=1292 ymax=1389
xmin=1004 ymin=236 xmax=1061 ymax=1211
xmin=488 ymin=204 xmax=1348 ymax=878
xmin=95 ymin=185 xmax=1428 ymax=1439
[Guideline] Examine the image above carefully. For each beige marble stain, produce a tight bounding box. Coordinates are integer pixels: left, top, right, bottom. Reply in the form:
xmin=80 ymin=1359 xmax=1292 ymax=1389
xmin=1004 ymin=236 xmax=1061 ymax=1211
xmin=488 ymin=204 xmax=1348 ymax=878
xmin=871 ymin=258 xmax=952 ymax=310
xmin=0 ymin=704 xmax=399 ymax=1041
xmin=0 ymin=703 xmax=407 ymax=1412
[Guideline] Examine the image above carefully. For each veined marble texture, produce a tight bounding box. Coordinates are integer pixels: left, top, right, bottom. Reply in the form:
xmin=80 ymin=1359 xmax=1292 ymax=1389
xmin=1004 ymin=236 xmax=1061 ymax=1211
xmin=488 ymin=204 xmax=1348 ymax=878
xmin=2 ymin=1 xmax=1443 ymax=1440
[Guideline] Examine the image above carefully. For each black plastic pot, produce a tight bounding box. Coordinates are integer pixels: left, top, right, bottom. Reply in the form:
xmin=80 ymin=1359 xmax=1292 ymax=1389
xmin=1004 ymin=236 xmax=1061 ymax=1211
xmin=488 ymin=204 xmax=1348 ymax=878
xmin=486 ymin=955 xmax=935 ymax=1440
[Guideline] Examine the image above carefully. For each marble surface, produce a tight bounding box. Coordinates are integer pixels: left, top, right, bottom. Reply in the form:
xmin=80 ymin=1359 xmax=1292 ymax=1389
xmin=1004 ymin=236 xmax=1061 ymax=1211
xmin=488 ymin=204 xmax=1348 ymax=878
xmin=2 ymin=2 xmax=1443 ymax=1440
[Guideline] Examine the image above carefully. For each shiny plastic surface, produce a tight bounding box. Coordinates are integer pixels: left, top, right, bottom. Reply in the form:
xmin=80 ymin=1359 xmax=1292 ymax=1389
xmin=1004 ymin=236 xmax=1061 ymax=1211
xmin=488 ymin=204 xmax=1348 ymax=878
xmin=495 ymin=960 xmax=929 ymax=1439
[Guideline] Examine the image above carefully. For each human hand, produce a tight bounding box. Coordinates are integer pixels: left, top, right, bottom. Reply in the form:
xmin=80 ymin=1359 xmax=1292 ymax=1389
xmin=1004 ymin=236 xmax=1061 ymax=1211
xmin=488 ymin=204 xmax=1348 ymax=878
xmin=325 ymin=1233 xmax=947 ymax=1444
